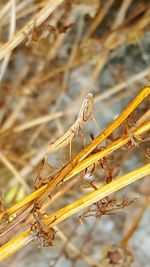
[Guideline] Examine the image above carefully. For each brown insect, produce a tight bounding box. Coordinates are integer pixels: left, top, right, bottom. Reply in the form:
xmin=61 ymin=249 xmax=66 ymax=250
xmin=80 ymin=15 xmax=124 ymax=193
xmin=46 ymin=93 xmax=94 ymax=160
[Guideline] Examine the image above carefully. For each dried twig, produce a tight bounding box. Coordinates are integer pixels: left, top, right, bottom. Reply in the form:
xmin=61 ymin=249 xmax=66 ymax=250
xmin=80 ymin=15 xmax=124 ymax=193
xmin=0 ymin=163 xmax=150 ymax=261
xmin=0 ymin=0 xmax=65 ymax=60
xmin=0 ymin=87 xmax=149 ymax=223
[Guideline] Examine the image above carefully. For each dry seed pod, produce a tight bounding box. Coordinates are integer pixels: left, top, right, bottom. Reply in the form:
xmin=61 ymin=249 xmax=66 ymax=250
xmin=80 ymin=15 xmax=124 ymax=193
xmin=100 ymin=244 xmax=133 ymax=267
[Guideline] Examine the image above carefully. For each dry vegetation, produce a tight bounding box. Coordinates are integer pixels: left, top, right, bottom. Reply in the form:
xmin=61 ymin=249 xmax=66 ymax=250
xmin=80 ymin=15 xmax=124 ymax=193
xmin=0 ymin=0 xmax=150 ymax=266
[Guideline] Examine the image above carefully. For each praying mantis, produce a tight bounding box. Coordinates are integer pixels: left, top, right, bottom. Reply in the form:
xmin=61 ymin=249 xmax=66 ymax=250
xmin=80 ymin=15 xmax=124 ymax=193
xmin=46 ymin=93 xmax=95 ymax=157
xmin=35 ymin=93 xmax=97 ymax=188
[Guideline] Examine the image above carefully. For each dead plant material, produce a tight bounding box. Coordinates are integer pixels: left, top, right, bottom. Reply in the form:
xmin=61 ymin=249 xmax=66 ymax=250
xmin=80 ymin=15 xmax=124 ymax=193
xmin=79 ymin=196 xmax=136 ymax=222
xmin=31 ymin=205 xmax=56 ymax=247
xmin=100 ymin=244 xmax=133 ymax=267
xmin=0 ymin=162 xmax=150 ymax=261
xmin=89 ymin=134 xmax=113 ymax=184
xmin=0 ymin=0 xmax=150 ymax=265
xmin=0 ymin=191 xmax=8 ymax=224
xmin=24 ymin=21 xmax=74 ymax=47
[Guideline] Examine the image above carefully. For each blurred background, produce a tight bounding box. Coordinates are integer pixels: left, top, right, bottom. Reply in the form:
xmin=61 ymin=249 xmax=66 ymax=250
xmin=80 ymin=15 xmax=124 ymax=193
xmin=0 ymin=0 xmax=150 ymax=266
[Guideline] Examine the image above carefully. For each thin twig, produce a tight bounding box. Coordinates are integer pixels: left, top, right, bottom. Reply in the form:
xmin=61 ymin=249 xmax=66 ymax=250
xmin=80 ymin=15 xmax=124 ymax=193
xmin=0 ymin=0 xmax=64 ymax=60
xmin=0 ymin=0 xmax=16 ymax=81
xmin=94 ymin=68 xmax=150 ymax=103
xmin=0 ymin=87 xmax=149 ymax=221
xmin=0 ymin=119 xmax=149 ymax=225
xmin=0 ymin=152 xmax=30 ymax=193
xmin=120 ymin=196 xmax=150 ymax=248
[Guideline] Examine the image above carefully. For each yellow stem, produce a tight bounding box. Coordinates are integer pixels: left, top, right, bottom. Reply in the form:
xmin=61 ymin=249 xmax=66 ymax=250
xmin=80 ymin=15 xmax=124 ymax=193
xmin=0 ymin=163 xmax=150 ymax=261
xmin=1 ymin=119 xmax=149 ymax=220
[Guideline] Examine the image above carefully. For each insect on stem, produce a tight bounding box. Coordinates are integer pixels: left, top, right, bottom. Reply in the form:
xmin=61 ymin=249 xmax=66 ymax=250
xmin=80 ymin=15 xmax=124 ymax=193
xmin=46 ymin=93 xmax=95 ymax=158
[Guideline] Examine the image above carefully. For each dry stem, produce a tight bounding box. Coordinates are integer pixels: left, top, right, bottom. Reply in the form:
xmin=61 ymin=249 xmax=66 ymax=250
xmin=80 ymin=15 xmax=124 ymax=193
xmin=0 ymin=0 xmax=64 ymax=60
xmin=0 ymin=87 xmax=149 ymax=221
xmin=0 ymin=163 xmax=150 ymax=261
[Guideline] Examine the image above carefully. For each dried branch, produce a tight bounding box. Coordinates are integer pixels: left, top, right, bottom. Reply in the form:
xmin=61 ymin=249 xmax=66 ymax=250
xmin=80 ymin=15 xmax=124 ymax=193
xmin=0 ymin=163 xmax=150 ymax=261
